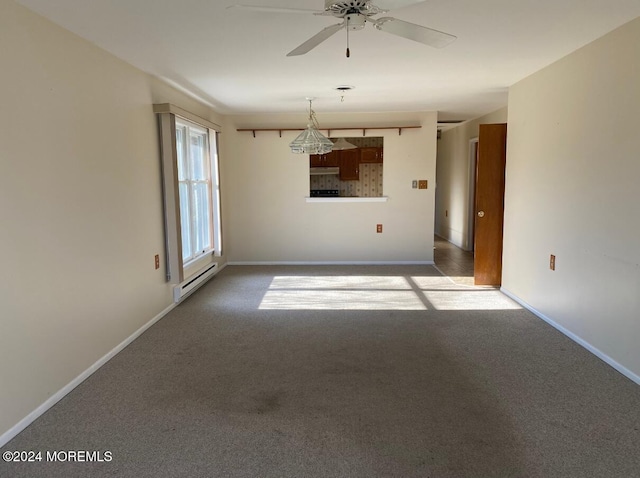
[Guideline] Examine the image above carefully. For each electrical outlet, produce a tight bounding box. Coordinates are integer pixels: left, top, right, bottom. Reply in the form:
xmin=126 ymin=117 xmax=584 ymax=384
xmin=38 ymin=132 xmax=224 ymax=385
xmin=376 ymin=224 xmax=383 ymax=233
xmin=418 ymin=180 xmax=428 ymax=189
xmin=550 ymin=254 xmax=556 ymax=271
xmin=155 ymin=254 xmax=160 ymax=270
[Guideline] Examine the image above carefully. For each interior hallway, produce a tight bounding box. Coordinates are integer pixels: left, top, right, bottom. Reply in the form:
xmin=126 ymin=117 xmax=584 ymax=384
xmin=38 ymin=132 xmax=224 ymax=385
xmin=433 ymin=235 xmax=475 ymax=286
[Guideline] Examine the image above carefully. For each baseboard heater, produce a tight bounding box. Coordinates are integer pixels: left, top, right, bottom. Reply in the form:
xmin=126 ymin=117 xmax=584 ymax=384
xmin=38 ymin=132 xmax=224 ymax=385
xmin=173 ymin=263 xmax=218 ymax=303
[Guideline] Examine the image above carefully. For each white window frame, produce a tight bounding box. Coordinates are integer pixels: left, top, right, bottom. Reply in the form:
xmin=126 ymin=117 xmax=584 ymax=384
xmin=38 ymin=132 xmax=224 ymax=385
xmin=154 ymin=104 xmax=222 ymax=284
xmin=176 ymin=119 xmax=214 ymax=265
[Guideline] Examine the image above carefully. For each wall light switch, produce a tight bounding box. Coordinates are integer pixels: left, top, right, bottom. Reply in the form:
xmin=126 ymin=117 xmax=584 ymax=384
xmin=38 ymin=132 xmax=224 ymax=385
xmin=550 ymin=254 xmax=556 ymax=271
xmin=412 ymin=180 xmax=418 ymax=189
xmin=418 ymin=180 xmax=428 ymax=189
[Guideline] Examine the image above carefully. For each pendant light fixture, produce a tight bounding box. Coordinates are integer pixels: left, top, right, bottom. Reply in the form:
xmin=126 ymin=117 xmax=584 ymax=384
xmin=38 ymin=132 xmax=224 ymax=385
xmin=289 ymin=98 xmax=333 ymax=155
xmin=332 ymin=137 xmax=357 ymax=150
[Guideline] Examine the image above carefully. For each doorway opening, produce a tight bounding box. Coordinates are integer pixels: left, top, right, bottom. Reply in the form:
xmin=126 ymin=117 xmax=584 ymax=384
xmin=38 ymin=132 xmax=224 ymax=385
xmin=434 ymin=124 xmax=506 ymax=287
xmin=433 ymin=136 xmax=477 ymax=285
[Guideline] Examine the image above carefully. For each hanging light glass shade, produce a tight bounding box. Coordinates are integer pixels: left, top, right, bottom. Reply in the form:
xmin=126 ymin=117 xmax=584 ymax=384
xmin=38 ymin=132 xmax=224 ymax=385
xmin=289 ymin=98 xmax=334 ymax=155
xmin=331 ymin=137 xmax=357 ymax=150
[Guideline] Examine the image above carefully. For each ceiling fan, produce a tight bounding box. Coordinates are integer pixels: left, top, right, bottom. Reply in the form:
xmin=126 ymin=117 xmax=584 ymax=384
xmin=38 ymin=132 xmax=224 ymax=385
xmin=228 ymin=0 xmax=456 ymax=57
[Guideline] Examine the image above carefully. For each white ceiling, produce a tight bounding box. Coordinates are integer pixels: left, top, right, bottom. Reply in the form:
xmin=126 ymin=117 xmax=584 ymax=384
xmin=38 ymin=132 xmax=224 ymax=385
xmin=15 ymin=0 xmax=640 ymax=120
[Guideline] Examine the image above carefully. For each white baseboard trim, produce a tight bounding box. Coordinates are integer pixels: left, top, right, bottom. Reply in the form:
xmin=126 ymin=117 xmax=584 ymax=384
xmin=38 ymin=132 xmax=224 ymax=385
xmin=436 ymin=234 xmax=465 ymax=250
xmin=227 ymin=261 xmax=435 ymax=266
xmin=501 ymin=287 xmax=640 ymax=386
xmin=0 ymin=302 xmax=177 ymax=448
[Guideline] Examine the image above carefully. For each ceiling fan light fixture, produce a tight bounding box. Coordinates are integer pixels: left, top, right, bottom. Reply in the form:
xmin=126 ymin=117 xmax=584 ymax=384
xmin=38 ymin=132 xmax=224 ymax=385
xmin=289 ymin=98 xmax=334 ymax=155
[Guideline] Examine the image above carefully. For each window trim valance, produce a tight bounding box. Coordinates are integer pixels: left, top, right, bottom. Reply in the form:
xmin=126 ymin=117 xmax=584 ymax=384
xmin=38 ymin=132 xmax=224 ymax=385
xmin=153 ymin=103 xmax=221 ymax=133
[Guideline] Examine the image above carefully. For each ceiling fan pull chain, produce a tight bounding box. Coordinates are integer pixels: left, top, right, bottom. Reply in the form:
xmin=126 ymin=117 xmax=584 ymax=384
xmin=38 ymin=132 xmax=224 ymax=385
xmin=346 ymin=16 xmax=350 ymax=57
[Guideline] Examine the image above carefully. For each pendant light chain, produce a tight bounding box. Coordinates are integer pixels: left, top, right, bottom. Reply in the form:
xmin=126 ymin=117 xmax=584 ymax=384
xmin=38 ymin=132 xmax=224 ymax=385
xmin=308 ymin=98 xmax=321 ymax=130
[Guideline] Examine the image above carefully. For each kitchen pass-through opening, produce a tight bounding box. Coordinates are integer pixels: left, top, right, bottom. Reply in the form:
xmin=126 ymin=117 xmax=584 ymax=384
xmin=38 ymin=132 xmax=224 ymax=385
xmin=310 ymin=137 xmax=383 ymax=198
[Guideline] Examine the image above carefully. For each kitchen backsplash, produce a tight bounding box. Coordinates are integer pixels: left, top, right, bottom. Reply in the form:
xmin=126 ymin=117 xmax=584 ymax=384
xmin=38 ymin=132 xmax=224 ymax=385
xmin=309 ymin=137 xmax=384 ymax=197
xmin=310 ymin=164 xmax=383 ymax=197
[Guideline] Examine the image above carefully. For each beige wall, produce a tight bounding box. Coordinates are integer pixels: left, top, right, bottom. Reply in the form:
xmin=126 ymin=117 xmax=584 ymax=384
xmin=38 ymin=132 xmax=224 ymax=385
xmin=503 ymin=17 xmax=640 ymax=381
xmin=0 ymin=0 xmax=225 ymax=441
xmin=224 ymin=112 xmax=438 ymax=263
xmin=435 ymin=107 xmax=508 ymax=250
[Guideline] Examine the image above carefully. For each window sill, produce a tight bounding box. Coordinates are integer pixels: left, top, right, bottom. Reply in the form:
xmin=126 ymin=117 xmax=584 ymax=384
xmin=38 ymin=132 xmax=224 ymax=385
xmin=183 ymin=251 xmax=215 ymax=276
xmin=306 ymin=196 xmax=389 ymax=203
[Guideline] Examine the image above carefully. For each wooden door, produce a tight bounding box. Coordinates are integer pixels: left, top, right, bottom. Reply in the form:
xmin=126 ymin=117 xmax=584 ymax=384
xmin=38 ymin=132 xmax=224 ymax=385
xmin=474 ymin=123 xmax=507 ymax=286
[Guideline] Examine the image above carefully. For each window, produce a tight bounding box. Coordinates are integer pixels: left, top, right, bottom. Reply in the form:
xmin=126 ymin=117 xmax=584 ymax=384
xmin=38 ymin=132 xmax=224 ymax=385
xmin=154 ymin=103 xmax=222 ymax=284
xmin=175 ymin=119 xmax=214 ymax=264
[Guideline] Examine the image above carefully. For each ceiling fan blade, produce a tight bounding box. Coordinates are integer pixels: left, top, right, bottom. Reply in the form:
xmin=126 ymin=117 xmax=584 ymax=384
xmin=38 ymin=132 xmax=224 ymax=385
xmin=374 ymin=17 xmax=456 ymax=48
xmin=226 ymin=4 xmax=322 ymax=14
xmin=286 ymin=23 xmax=344 ymax=56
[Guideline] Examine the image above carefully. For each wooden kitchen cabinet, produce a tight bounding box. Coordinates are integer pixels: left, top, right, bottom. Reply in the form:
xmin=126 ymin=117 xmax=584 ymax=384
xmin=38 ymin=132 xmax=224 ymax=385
xmin=310 ymin=151 xmax=339 ymax=167
xmin=359 ymin=146 xmax=383 ymax=163
xmin=324 ymin=151 xmax=339 ymax=167
xmin=310 ymin=154 xmax=323 ymax=167
xmin=338 ymin=149 xmax=360 ymax=180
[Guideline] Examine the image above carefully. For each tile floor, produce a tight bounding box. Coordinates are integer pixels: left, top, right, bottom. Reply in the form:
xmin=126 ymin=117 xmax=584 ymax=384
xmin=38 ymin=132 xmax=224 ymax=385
xmin=433 ymin=235 xmax=476 ymax=286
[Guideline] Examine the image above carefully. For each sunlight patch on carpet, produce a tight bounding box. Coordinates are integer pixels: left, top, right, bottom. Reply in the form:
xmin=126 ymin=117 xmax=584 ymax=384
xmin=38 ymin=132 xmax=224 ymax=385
xmin=423 ymin=290 xmax=521 ymax=310
xmin=258 ymin=275 xmax=522 ymax=311
xmin=260 ymin=289 xmax=427 ymax=310
xmin=267 ymin=276 xmax=413 ymax=290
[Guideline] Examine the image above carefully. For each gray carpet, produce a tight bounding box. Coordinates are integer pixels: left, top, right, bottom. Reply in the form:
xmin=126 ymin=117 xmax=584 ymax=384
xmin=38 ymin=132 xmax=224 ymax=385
xmin=2 ymin=265 xmax=639 ymax=477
